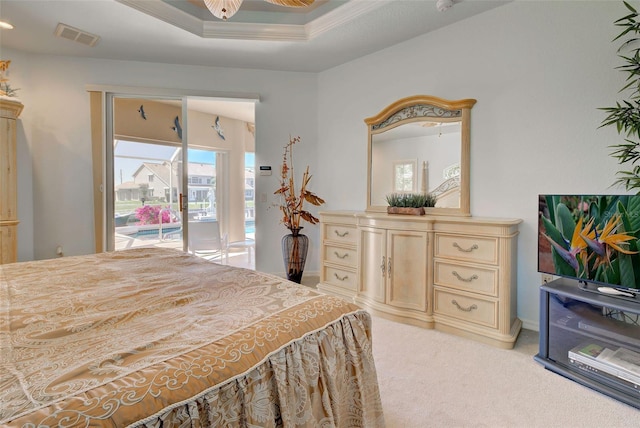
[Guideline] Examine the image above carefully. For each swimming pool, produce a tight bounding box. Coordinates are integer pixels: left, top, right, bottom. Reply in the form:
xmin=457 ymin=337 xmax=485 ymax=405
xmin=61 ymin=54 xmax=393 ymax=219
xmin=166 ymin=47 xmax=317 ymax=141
xmin=117 ymin=224 xmax=181 ymax=240
xmin=118 ymin=220 xmax=254 ymax=240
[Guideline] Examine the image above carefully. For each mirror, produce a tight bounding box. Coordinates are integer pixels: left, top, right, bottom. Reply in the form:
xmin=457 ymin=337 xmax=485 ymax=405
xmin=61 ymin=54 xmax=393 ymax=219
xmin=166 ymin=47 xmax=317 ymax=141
xmin=365 ymin=95 xmax=476 ymax=216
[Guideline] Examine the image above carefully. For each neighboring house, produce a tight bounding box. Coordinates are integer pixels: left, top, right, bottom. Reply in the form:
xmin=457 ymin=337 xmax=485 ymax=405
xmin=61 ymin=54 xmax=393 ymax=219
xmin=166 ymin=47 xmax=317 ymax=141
xmin=116 ymin=161 xmax=255 ymax=205
xmin=115 ymin=162 xmax=171 ymax=202
xmin=187 ymin=162 xmax=215 ymax=202
xmin=245 ymin=168 xmax=254 ymax=201
xmin=115 ymin=161 xmax=220 ymax=203
xmin=114 ymin=181 xmax=141 ymax=202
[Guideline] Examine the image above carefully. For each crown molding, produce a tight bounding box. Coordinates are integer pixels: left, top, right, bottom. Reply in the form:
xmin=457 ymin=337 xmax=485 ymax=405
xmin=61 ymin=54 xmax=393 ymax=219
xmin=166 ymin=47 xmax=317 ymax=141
xmin=116 ymin=0 xmax=385 ymax=41
xmin=305 ymin=0 xmax=390 ymax=39
xmin=202 ymin=21 xmax=307 ymax=41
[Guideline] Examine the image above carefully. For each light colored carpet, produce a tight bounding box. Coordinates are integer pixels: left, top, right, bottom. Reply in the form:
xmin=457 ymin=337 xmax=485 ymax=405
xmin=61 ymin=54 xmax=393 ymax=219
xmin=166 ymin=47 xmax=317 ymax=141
xmin=371 ymin=315 xmax=639 ymax=427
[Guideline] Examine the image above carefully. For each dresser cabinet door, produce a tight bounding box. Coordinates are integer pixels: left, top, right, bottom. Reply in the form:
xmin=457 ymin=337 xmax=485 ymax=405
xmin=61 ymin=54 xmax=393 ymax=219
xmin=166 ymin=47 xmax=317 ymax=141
xmin=360 ymin=227 xmax=386 ymax=304
xmin=387 ymin=230 xmax=428 ymax=311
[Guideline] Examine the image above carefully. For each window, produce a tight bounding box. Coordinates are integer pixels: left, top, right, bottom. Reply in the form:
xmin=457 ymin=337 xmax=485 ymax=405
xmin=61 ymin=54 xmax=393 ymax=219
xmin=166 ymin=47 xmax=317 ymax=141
xmin=148 ymin=174 xmax=154 ymax=182
xmin=393 ymin=160 xmax=417 ymax=193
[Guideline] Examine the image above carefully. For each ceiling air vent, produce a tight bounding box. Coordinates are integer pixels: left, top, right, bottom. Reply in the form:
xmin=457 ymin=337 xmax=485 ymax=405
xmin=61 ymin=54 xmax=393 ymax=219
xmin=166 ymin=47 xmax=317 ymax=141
xmin=54 ymin=23 xmax=100 ymax=47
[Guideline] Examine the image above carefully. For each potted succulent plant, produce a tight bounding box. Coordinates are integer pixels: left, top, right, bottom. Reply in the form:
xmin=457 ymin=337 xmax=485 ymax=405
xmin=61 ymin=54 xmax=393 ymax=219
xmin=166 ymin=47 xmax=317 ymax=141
xmin=386 ymin=192 xmax=437 ymax=215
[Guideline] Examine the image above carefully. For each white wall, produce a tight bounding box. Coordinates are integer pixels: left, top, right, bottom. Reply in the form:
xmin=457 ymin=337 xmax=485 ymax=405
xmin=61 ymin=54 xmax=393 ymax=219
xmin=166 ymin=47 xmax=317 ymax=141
xmin=8 ymin=49 xmax=318 ymax=275
xmin=317 ymin=1 xmax=625 ymax=329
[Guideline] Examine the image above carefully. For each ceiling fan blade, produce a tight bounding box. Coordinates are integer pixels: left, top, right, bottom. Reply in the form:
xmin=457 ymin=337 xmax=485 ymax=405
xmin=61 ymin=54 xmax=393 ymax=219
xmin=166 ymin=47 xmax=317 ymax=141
xmin=203 ymin=0 xmax=243 ymax=20
xmin=265 ymin=0 xmax=314 ymax=8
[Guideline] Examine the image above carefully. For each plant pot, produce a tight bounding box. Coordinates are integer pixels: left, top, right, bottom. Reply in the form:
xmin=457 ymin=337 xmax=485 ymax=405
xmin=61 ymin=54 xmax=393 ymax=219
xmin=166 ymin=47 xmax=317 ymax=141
xmin=387 ymin=206 xmax=426 ymax=216
xmin=281 ymin=227 xmax=309 ymax=283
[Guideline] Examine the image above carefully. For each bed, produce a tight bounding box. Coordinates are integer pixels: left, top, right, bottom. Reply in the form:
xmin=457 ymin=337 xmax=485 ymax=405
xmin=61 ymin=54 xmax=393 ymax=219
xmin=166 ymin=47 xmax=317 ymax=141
xmin=1 ymin=247 xmax=384 ymax=427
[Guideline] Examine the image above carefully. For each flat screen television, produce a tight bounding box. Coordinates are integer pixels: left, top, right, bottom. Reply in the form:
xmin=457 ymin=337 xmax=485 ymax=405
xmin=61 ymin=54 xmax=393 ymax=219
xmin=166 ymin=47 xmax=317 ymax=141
xmin=538 ymin=194 xmax=640 ymax=294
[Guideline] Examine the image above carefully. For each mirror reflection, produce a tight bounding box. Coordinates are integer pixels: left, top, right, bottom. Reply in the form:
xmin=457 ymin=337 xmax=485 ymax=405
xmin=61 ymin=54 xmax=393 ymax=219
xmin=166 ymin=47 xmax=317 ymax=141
xmin=371 ymin=120 xmax=462 ymax=208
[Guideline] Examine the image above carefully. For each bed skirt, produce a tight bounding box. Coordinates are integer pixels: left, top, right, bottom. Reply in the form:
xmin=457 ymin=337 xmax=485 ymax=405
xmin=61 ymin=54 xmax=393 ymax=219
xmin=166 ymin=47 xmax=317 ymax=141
xmin=136 ymin=311 xmax=383 ymax=428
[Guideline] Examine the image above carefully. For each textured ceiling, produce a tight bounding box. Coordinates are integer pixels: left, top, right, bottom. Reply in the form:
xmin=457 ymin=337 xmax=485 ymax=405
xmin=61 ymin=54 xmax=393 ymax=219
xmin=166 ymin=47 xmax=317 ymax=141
xmin=0 ymin=0 xmax=511 ymax=73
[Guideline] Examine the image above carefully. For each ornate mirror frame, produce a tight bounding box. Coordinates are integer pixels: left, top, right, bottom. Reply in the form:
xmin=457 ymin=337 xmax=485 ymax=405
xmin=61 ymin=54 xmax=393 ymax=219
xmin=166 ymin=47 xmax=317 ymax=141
xmin=365 ymin=95 xmax=477 ymax=216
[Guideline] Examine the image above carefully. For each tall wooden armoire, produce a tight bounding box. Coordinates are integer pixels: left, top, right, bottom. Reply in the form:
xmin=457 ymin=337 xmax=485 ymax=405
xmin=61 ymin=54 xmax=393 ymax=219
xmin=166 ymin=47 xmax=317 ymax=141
xmin=0 ymin=99 xmax=23 ymax=264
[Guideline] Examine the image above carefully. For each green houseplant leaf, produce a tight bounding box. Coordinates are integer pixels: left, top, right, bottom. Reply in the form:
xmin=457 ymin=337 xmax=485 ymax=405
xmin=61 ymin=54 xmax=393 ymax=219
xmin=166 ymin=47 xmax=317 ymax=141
xmin=601 ymin=2 xmax=640 ymax=192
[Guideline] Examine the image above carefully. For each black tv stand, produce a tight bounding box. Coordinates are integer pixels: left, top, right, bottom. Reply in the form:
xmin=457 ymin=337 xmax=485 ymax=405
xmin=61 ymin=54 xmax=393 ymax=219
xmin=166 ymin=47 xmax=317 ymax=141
xmin=534 ymin=278 xmax=640 ymax=409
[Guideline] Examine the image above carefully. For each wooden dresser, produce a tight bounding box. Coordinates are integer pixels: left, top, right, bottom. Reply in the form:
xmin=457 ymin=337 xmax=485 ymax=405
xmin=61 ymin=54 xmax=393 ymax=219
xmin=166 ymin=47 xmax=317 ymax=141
xmin=317 ymin=211 xmax=522 ymax=349
xmin=0 ymin=99 xmax=23 ymax=264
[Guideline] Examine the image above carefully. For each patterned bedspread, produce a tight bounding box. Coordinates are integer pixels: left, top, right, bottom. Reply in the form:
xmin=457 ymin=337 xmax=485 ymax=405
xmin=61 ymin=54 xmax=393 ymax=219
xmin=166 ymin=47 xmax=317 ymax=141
xmin=0 ymin=248 xmax=384 ymax=427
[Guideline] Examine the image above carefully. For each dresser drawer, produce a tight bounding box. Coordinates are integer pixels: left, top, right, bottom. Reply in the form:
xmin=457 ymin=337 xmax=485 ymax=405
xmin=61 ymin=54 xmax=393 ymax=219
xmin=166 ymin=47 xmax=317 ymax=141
xmin=434 ymin=289 xmax=497 ymax=329
xmin=323 ymin=266 xmax=357 ymax=291
xmin=434 ymin=261 xmax=498 ymax=297
xmin=324 ymin=244 xmax=357 ymax=268
xmin=434 ymin=234 xmax=498 ymax=264
xmin=324 ymin=224 xmax=357 ymax=244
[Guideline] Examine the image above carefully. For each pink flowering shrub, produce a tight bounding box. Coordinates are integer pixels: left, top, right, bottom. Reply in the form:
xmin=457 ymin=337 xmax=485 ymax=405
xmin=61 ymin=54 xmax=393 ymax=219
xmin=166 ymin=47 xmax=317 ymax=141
xmin=134 ymin=205 xmax=173 ymax=225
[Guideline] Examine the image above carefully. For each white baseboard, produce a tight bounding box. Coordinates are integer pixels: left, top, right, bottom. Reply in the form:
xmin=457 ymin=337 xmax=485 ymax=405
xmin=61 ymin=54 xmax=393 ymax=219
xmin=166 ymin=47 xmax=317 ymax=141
xmin=521 ymin=318 xmax=539 ymax=332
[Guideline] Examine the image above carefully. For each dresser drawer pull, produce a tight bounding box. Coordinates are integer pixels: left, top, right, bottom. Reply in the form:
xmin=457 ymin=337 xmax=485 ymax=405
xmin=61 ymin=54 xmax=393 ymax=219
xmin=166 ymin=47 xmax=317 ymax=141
xmin=334 ymin=230 xmax=349 ymax=238
xmin=453 ymin=242 xmax=479 ymax=253
xmin=334 ymin=251 xmax=349 ymax=259
xmin=334 ymin=273 xmax=349 ymax=281
xmin=452 ymin=271 xmax=479 ymax=283
xmin=451 ymin=299 xmax=478 ymax=312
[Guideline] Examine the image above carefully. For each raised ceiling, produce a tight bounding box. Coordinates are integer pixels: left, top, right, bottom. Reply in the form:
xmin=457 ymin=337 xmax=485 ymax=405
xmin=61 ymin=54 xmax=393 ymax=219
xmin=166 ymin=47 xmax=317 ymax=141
xmin=0 ymin=0 xmax=511 ymax=73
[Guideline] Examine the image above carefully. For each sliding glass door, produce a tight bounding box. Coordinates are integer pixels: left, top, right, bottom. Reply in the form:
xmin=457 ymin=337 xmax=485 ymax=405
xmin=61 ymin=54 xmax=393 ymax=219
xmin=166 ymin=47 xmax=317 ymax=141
xmin=100 ymin=92 xmax=255 ymax=268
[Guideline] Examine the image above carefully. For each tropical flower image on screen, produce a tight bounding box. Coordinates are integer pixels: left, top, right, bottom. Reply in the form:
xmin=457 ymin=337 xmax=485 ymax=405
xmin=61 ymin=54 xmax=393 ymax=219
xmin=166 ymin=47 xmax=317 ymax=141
xmin=538 ymin=195 xmax=640 ymax=289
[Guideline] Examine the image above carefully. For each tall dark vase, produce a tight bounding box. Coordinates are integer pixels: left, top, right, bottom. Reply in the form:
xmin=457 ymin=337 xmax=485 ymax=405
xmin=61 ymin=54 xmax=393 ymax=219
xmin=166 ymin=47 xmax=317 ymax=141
xmin=281 ymin=227 xmax=309 ymax=283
